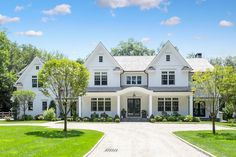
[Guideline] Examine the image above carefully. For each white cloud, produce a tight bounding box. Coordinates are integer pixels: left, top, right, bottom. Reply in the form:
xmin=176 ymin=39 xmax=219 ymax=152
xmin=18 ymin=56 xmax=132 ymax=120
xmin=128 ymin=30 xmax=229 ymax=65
xmin=0 ymin=14 xmax=20 ymax=25
xmin=141 ymin=37 xmax=151 ymax=43
xmin=219 ymin=20 xmax=233 ymax=27
xmin=42 ymin=4 xmax=71 ymax=16
xmin=15 ymin=5 xmax=24 ymax=12
xmin=161 ymin=16 xmax=181 ymax=26
xmin=196 ymin=0 xmax=206 ymax=5
xmin=98 ymin=0 xmax=169 ymax=10
xmin=15 ymin=30 xmax=43 ymax=37
xmin=167 ymin=33 xmax=172 ymax=36
xmin=110 ymin=10 xmax=116 ymax=17
xmin=41 ymin=17 xmax=55 ymax=23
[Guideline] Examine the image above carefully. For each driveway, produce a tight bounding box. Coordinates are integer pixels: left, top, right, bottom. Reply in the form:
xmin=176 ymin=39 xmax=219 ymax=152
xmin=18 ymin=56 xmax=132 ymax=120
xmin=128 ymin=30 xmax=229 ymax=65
xmin=48 ymin=122 xmax=230 ymax=157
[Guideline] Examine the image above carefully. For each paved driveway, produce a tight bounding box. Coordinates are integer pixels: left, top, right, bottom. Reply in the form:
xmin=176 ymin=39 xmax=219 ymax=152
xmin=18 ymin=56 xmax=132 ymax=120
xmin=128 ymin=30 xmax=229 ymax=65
xmin=49 ymin=122 xmax=230 ymax=157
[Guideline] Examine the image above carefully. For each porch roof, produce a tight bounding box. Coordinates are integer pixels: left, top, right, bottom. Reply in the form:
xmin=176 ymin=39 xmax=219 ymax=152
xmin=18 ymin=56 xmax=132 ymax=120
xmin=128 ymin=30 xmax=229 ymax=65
xmin=148 ymin=87 xmax=191 ymax=92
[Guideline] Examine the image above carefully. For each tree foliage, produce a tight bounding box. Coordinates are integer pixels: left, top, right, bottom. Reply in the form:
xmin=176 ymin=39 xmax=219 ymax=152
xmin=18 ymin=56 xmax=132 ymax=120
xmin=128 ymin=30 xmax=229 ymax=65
xmin=38 ymin=59 xmax=89 ymax=133
xmin=12 ymin=90 xmax=36 ymax=120
xmin=210 ymin=56 xmax=236 ymax=67
xmin=111 ymin=38 xmax=155 ymax=56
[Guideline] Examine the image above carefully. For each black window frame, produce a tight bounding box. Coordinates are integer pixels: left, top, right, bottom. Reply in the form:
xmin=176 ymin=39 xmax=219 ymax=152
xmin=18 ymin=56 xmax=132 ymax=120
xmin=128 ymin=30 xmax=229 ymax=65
xmin=161 ymin=72 xmax=168 ymax=85
xmin=126 ymin=76 xmax=131 ymax=84
xmin=91 ymin=98 xmax=97 ymax=111
xmin=169 ymin=71 xmax=175 ymax=85
xmin=158 ymin=98 xmax=164 ymax=111
xmin=32 ymin=76 xmax=38 ymax=88
xmin=165 ymin=98 xmax=172 ymax=111
xmin=42 ymin=101 xmax=47 ymax=111
xmin=137 ymin=76 xmax=142 ymax=84
xmin=105 ymin=98 xmax=111 ymax=111
xmin=36 ymin=66 xmax=40 ymax=70
xmin=94 ymin=72 xmax=107 ymax=86
xmin=28 ymin=101 xmax=33 ymax=111
xmin=99 ymin=56 xmax=103 ymax=62
xmin=166 ymin=55 xmax=170 ymax=61
xmin=172 ymin=98 xmax=179 ymax=111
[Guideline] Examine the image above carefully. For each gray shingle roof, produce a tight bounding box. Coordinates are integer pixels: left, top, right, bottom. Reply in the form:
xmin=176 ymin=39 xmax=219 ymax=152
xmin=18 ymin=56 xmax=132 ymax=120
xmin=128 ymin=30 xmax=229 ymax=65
xmin=186 ymin=58 xmax=214 ymax=72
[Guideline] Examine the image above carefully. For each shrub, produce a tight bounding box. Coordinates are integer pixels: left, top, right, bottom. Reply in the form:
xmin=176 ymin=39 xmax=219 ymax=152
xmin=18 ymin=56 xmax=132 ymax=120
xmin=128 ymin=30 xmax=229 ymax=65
xmin=167 ymin=116 xmax=177 ymax=122
xmin=34 ymin=114 xmax=43 ymax=120
xmin=228 ymin=119 xmax=235 ymax=124
xmin=76 ymin=118 xmax=80 ymax=122
xmin=155 ymin=115 xmax=163 ymax=122
xmin=172 ymin=112 xmax=181 ymax=117
xmin=178 ymin=116 xmax=186 ymax=121
xmin=4 ymin=116 xmax=11 ymax=121
xmin=115 ymin=118 xmax=120 ymax=123
xmin=149 ymin=114 xmax=154 ymax=119
xmin=114 ymin=114 xmax=120 ymax=119
xmin=184 ymin=115 xmax=193 ymax=122
xmin=100 ymin=112 xmax=108 ymax=118
xmin=192 ymin=117 xmax=201 ymax=122
xmin=162 ymin=118 xmax=167 ymax=122
xmin=43 ymin=108 xmax=56 ymax=121
xmin=107 ymin=117 xmax=113 ymax=122
xmin=100 ymin=117 xmax=106 ymax=122
xmin=93 ymin=118 xmax=98 ymax=122
xmin=67 ymin=117 xmax=73 ymax=121
xmin=150 ymin=118 xmax=156 ymax=123
xmin=38 ymin=115 xmax=44 ymax=120
xmin=90 ymin=112 xmax=99 ymax=119
xmin=83 ymin=117 xmax=90 ymax=122
xmin=161 ymin=111 xmax=169 ymax=117
xmin=21 ymin=115 xmax=33 ymax=121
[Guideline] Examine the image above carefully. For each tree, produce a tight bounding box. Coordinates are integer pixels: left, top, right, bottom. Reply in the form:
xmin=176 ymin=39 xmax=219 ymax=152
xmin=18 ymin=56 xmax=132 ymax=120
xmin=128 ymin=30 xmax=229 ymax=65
xmin=12 ymin=90 xmax=36 ymax=120
xmin=76 ymin=57 xmax=85 ymax=64
xmin=192 ymin=67 xmax=222 ymax=134
xmin=111 ymin=38 xmax=155 ymax=56
xmin=38 ymin=59 xmax=89 ymax=134
xmin=186 ymin=53 xmax=196 ymax=58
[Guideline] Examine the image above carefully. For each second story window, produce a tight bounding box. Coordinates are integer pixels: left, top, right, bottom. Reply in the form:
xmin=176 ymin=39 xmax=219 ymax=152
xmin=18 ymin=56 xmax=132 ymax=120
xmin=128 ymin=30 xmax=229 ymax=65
xmin=166 ymin=55 xmax=170 ymax=61
xmin=161 ymin=71 xmax=175 ymax=85
xmin=99 ymin=56 xmax=103 ymax=62
xmin=28 ymin=101 xmax=33 ymax=111
xmin=36 ymin=66 xmax=39 ymax=70
xmin=127 ymin=76 xmax=131 ymax=84
xmin=126 ymin=76 xmax=142 ymax=85
xmin=94 ymin=72 xmax=107 ymax=86
xmin=32 ymin=76 xmax=37 ymax=88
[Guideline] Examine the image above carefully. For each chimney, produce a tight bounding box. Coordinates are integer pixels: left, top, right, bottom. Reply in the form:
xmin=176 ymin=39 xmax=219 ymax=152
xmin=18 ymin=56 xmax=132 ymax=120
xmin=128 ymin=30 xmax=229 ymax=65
xmin=195 ymin=53 xmax=202 ymax=58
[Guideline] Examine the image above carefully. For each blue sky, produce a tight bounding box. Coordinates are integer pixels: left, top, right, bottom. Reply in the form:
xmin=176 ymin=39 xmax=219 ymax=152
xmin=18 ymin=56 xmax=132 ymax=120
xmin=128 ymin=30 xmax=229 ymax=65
xmin=0 ymin=0 xmax=235 ymax=59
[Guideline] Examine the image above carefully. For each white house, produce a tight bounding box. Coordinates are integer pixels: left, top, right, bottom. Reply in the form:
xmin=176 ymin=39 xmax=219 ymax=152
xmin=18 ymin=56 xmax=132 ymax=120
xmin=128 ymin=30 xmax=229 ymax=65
xmin=15 ymin=41 xmax=214 ymax=119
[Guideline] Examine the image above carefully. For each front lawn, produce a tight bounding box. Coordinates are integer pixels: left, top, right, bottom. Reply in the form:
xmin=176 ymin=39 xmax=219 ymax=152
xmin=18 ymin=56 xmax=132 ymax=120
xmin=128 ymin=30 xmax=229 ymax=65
xmin=174 ymin=130 xmax=236 ymax=157
xmin=0 ymin=126 xmax=103 ymax=157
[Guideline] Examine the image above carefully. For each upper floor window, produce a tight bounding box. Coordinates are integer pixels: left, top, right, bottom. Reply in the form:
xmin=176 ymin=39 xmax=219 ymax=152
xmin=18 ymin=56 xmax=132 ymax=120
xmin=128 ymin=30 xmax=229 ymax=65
xmin=36 ymin=66 xmax=39 ymax=70
xmin=28 ymin=101 xmax=33 ymax=111
xmin=166 ymin=55 xmax=170 ymax=61
xmin=94 ymin=72 xmax=107 ymax=86
xmin=161 ymin=71 xmax=175 ymax=85
xmin=32 ymin=76 xmax=42 ymax=88
xmin=42 ymin=101 xmax=47 ymax=111
xmin=99 ymin=56 xmax=103 ymax=62
xmin=126 ymin=76 xmax=142 ymax=85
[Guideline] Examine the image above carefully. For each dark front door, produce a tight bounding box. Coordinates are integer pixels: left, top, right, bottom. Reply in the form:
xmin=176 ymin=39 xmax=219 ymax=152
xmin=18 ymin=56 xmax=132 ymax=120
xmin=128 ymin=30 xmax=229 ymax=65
xmin=193 ymin=101 xmax=206 ymax=117
xmin=127 ymin=98 xmax=141 ymax=117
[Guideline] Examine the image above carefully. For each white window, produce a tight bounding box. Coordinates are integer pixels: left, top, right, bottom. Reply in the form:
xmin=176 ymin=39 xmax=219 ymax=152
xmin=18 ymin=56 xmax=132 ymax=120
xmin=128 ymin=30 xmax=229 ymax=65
xmin=126 ymin=76 xmax=142 ymax=85
xmin=161 ymin=71 xmax=175 ymax=85
xmin=166 ymin=55 xmax=170 ymax=61
xmin=157 ymin=98 xmax=179 ymax=112
xmin=94 ymin=72 xmax=107 ymax=85
xmin=91 ymin=98 xmax=111 ymax=112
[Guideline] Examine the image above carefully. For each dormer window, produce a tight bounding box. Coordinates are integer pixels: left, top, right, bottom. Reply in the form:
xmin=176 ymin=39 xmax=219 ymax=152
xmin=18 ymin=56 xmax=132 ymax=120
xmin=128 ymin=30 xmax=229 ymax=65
xmin=36 ymin=66 xmax=39 ymax=70
xmin=99 ymin=56 xmax=103 ymax=62
xmin=166 ymin=55 xmax=170 ymax=61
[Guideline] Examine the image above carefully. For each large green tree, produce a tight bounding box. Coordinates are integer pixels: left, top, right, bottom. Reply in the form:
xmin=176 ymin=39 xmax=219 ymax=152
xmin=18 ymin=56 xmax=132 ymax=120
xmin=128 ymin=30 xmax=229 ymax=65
xmin=38 ymin=59 xmax=89 ymax=133
xmin=12 ymin=90 xmax=36 ymax=120
xmin=111 ymin=38 xmax=155 ymax=56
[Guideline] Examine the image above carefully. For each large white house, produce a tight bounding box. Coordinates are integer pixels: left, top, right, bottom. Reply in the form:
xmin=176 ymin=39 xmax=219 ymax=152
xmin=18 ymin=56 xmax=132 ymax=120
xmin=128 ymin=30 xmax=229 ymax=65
xmin=15 ymin=41 xmax=214 ymax=119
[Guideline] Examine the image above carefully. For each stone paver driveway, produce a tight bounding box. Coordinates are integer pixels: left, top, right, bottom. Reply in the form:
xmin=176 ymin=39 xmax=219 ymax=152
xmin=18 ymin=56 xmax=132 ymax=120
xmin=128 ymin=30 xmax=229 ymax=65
xmin=49 ymin=122 xmax=230 ymax=157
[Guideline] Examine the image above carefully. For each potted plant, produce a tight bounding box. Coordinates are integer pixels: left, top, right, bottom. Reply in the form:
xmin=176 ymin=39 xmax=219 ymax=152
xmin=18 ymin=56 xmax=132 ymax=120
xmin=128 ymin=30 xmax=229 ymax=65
xmin=141 ymin=110 xmax=147 ymax=118
xmin=121 ymin=108 xmax=126 ymax=118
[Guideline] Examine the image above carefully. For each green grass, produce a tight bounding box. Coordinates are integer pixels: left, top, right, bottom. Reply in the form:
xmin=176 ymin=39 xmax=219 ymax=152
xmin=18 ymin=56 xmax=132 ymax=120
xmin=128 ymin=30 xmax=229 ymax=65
xmin=0 ymin=126 xmax=103 ymax=157
xmin=0 ymin=120 xmax=47 ymax=124
xmin=174 ymin=130 xmax=236 ymax=157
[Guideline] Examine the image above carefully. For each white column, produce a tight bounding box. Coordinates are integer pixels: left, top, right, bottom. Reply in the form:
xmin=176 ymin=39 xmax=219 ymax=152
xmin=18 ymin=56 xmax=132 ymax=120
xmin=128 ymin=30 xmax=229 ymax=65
xmin=189 ymin=95 xmax=193 ymax=116
xmin=117 ymin=95 xmax=120 ymax=117
xmin=149 ymin=95 xmax=153 ymax=117
xmin=78 ymin=96 xmax=82 ymax=117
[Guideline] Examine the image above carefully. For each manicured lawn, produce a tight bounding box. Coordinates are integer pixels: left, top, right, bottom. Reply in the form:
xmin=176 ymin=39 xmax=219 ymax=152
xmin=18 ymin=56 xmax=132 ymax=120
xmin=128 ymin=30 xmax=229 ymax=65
xmin=0 ymin=126 xmax=103 ymax=157
xmin=174 ymin=130 xmax=236 ymax=157
xmin=0 ymin=120 xmax=47 ymax=124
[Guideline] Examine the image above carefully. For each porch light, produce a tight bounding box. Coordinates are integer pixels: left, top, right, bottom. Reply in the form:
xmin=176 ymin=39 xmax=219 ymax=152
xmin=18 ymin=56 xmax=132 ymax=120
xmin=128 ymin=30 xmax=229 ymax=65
xmin=133 ymin=92 xmax=136 ymax=97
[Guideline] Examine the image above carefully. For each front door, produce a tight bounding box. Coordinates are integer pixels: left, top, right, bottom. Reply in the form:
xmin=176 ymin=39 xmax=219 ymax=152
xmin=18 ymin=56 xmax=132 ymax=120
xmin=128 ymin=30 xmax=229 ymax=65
xmin=193 ymin=101 xmax=206 ymax=117
xmin=127 ymin=98 xmax=141 ymax=117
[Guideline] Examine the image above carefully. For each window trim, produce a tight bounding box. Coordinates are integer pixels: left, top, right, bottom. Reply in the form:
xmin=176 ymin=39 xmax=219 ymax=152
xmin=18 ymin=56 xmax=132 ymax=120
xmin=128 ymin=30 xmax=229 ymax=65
xmin=94 ymin=72 xmax=108 ymax=86
xmin=161 ymin=71 xmax=175 ymax=85
xmin=90 ymin=98 xmax=111 ymax=112
xmin=157 ymin=98 xmax=179 ymax=112
xmin=126 ymin=76 xmax=142 ymax=85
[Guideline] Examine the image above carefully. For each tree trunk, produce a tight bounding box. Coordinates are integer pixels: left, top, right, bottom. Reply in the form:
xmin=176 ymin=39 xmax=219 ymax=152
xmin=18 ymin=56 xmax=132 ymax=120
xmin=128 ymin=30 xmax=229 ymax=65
xmin=23 ymin=104 xmax=26 ymax=121
xmin=212 ymin=113 xmax=216 ymax=134
xmin=63 ymin=105 xmax=67 ymax=137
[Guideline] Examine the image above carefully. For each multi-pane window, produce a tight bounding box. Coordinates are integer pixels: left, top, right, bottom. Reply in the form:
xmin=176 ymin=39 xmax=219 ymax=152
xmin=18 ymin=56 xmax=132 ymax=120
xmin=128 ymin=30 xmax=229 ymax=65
xmin=157 ymin=98 xmax=179 ymax=112
xmin=99 ymin=56 xmax=103 ymax=62
xmin=42 ymin=101 xmax=47 ymax=111
xmin=36 ymin=66 xmax=39 ymax=70
xmin=28 ymin=101 xmax=33 ymax=111
xmin=161 ymin=71 xmax=175 ymax=85
xmin=90 ymin=98 xmax=111 ymax=112
xmin=94 ymin=72 xmax=107 ymax=85
xmin=126 ymin=76 xmax=142 ymax=85
xmin=166 ymin=55 xmax=170 ymax=61
xmin=32 ymin=76 xmax=38 ymax=88
xmin=157 ymin=98 xmax=164 ymax=111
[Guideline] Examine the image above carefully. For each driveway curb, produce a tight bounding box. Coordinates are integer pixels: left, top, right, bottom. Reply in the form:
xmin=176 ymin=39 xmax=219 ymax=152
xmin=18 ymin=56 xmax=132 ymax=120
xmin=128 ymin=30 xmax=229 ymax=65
xmin=83 ymin=134 xmax=105 ymax=157
xmin=172 ymin=133 xmax=216 ymax=157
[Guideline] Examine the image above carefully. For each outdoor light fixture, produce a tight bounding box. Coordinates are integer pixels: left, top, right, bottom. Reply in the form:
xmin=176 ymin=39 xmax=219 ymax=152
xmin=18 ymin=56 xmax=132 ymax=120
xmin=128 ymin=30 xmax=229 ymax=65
xmin=133 ymin=92 xmax=136 ymax=97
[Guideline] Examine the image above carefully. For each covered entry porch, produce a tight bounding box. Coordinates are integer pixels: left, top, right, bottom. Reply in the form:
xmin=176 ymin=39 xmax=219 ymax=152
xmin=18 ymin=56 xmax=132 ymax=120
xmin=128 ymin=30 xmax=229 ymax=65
xmin=78 ymin=87 xmax=194 ymax=118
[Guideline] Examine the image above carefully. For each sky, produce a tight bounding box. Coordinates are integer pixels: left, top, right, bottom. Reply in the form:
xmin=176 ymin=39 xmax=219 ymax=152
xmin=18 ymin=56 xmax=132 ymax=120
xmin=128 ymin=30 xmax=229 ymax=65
xmin=0 ymin=0 xmax=235 ymax=60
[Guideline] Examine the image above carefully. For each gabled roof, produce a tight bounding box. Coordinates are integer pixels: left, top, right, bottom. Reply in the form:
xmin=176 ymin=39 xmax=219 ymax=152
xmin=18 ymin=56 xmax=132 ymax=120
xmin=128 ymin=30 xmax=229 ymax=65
xmin=114 ymin=56 xmax=155 ymax=71
xmin=146 ymin=41 xmax=192 ymax=70
xmin=186 ymin=58 xmax=214 ymax=72
xmin=84 ymin=42 xmax=122 ymax=68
